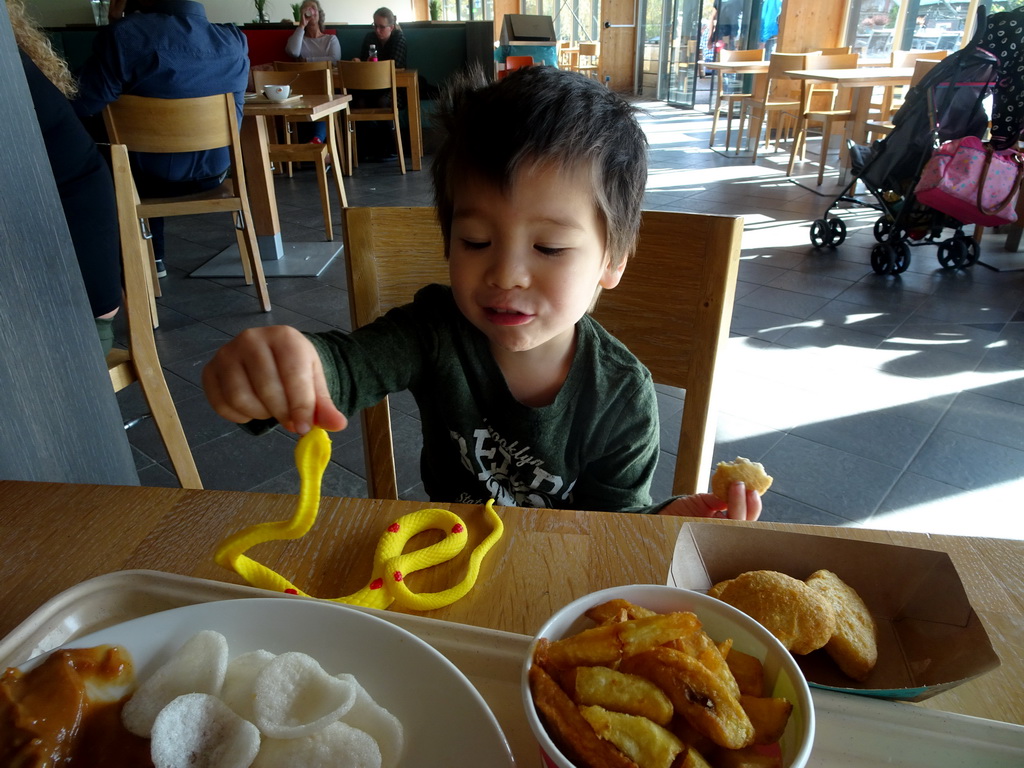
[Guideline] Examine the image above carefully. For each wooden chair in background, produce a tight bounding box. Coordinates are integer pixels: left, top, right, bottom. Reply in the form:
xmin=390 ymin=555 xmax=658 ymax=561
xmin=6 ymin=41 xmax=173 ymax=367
xmin=735 ymin=51 xmax=809 ymax=163
xmin=108 ymin=143 xmax=202 ymax=489
xmin=270 ymin=60 xmax=334 ymax=177
xmin=575 ymin=42 xmax=600 ymax=78
xmin=875 ymin=49 xmax=948 ymax=118
xmin=709 ymin=49 xmax=765 ymax=150
xmin=500 ymin=55 xmax=534 ymax=79
xmin=865 ymin=57 xmax=943 ymax=142
xmin=785 ymin=52 xmax=860 ymax=185
xmin=336 ymin=60 xmax=406 ymax=175
xmin=253 ymin=69 xmax=348 ymax=241
xmin=103 ymin=93 xmax=270 ymax=317
xmin=340 ymin=206 xmax=743 ymax=499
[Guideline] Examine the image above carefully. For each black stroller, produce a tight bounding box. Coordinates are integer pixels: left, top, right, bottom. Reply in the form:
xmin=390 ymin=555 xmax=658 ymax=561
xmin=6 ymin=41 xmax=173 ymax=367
xmin=808 ymin=10 xmax=998 ymax=275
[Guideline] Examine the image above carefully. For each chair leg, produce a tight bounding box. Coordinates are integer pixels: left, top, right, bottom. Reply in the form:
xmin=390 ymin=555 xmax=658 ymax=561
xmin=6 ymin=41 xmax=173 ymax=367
xmin=236 ymin=205 xmax=271 ymax=312
xmin=328 ymin=115 xmax=348 ymax=208
xmin=314 ymin=148 xmax=333 ymax=241
xmin=786 ymin=114 xmax=808 ymax=177
xmin=709 ymin=93 xmax=723 ymax=148
xmin=134 ymin=353 xmax=203 ymax=489
xmin=392 ymin=118 xmax=406 ymax=175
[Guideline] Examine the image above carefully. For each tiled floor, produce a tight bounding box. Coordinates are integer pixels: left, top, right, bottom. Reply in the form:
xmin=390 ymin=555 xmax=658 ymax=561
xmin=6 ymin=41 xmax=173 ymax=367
xmin=116 ymin=98 xmax=1024 ymax=541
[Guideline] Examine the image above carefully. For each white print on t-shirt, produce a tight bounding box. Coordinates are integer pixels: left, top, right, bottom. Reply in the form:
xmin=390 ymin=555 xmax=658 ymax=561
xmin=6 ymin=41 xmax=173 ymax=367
xmin=451 ymin=424 xmax=576 ymax=508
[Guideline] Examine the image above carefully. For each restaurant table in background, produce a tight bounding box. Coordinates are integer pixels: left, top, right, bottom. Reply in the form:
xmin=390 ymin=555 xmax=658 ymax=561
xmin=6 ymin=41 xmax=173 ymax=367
xmin=702 ymin=58 xmax=770 ymax=117
xmin=191 ymin=92 xmax=352 ymax=279
xmin=0 ymin=479 xmax=1021 ymax=728
xmin=786 ymin=66 xmax=914 ymax=184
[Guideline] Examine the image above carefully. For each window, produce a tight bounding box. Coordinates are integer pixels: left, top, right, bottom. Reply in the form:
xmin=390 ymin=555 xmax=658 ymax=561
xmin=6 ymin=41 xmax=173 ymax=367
xmin=847 ymin=0 xmax=1007 ymax=60
xmin=523 ymin=0 xmax=602 ymax=43
xmin=441 ymin=0 xmax=494 ymax=21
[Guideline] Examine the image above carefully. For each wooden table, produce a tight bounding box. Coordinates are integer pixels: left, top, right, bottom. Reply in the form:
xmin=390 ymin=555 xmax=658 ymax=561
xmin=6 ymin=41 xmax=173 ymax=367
xmin=0 ymin=480 xmax=1021 ymax=727
xmin=786 ymin=67 xmax=914 ymax=184
xmin=396 ymin=69 xmax=423 ymax=172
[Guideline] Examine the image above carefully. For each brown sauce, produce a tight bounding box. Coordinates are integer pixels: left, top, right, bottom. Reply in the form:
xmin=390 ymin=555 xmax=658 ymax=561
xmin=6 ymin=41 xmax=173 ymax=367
xmin=0 ymin=645 xmax=153 ymax=767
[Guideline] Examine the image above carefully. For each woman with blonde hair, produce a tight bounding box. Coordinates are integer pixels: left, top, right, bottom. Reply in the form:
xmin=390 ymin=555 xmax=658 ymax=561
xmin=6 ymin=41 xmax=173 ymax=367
xmin=286 ymin=0 xmax=340 ymax=62
xmin=9 ymin=0 xmax=121 ymax=354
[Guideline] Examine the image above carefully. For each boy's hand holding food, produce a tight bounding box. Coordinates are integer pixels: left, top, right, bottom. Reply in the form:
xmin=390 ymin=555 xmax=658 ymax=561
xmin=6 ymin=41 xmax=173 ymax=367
xmin=202 ymin=326 xmax=347 ymax=435
xmin=658 ymin=486 xmax=762 ymax=521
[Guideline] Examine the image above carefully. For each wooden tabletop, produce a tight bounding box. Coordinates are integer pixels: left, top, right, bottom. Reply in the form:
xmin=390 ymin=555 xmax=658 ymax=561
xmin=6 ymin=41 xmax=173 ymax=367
xmin=0 ymin=480 xmax=1020 ymax=727
xmin=703 ymin=61 xmax=770 ymax=74
xmin=785 ymin=66 xmax=914 ymax=87
xmin=242 ymin=92 xmax=352 ymax=120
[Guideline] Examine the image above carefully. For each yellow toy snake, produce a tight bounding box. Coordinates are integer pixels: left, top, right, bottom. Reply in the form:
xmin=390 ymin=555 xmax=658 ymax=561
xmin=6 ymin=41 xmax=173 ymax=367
xmin=214 ymin=427 xmax=504 ymax=611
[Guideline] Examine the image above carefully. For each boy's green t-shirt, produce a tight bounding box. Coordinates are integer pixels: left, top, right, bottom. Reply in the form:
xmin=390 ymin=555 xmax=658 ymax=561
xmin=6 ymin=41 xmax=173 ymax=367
xmin=307 ymin=284 xmax=661 ymax=513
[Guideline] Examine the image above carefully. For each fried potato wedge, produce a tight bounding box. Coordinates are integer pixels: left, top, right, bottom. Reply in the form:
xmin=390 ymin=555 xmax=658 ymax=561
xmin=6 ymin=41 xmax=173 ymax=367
xmin=677 ymin=745 xmax=715 ymax=768
xmin=579 ymin=705 xmax=684 ymax=768
xmin=666 ymin=628 xmax=740 ymax=700
xmin=713 ymin=744 xmax=783 ymax=768
xmin=724 ymin=649 xmax=765 ymax=698
xmin=568 ymin=666 xmax=674 ymax=726
xmin=528 ymin=664 xmax=638 ymax=768
xmin=739 ymin=695 xmax=792 ymax=746
xmin=543 ymin=613 xmax=701 ymax=671
xmin=620 ymin=647 xmax=754 ymax=750
xmin=585 ymin=599 xmax=657 ymax=625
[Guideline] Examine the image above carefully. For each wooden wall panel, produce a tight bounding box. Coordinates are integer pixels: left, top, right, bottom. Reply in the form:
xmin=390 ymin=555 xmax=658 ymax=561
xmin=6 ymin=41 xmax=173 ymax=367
xmin=777 ymin=0 xmax=845 ymax=52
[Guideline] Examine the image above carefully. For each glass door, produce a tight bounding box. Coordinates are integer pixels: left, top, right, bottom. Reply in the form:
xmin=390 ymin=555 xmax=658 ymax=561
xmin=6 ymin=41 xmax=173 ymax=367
xmin=640 ymin=0 xmax=704 ymax=106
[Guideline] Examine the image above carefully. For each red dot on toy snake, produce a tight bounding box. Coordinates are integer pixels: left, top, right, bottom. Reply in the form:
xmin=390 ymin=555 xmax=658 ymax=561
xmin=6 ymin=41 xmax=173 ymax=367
xmin=370 ymin=578 xmax=384 ymax=590
xmin=393 ymin=571 xmax=404 ymax=582
xmin=284 ymin=588 xmax=298 ymax=595
xmin=452 ymin=523 xmax=464 ymax=534
xmin=387 ymin=522 xmax=401 ymax=533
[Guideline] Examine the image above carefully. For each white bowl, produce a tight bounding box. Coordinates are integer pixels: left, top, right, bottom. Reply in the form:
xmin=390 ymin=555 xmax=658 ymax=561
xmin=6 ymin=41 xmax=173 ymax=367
xmin=521 ymin=584 xmax=815 ymax=768
xmin=263 ymin=85 xmax=291 ymax=101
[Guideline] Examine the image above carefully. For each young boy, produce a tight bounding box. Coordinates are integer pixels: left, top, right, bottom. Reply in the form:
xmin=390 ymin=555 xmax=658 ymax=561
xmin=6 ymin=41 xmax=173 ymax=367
xmin=203 ymin=66 xmax=759 ymax=520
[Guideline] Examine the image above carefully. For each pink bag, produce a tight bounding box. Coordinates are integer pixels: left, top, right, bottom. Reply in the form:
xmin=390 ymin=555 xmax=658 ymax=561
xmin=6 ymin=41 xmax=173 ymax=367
xmin=914 ymin=136 xmax=1024 ymax=227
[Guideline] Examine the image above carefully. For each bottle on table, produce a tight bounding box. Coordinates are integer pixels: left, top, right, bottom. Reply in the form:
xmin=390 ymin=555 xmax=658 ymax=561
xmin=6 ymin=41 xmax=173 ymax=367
xmin=369 ymin=44 xmax=378 ymax=62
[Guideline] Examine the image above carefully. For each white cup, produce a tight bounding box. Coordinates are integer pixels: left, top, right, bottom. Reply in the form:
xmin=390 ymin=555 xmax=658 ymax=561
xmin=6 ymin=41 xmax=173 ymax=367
xmin=263 ymin=85 xmax=291 ymax=101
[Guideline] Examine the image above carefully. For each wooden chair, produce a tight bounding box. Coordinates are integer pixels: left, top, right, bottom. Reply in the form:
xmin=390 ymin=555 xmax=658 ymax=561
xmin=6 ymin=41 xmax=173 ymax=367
xmin=575 ymin=42 xmax=600 ymax=79
xmin=103 ymin=93 xmax=271 ymax=317
xmin=816 ymin=46 xmax=852 ymax=55
xmin=735 ymin=52 xmax=809 ymax=163
xmin=785 ymin=52 xmax=860 ymax=185
xmin=875 ymin=50 xmax=948 ymax=118
xmin=271 ymin=60 xmax=334 ymax=177
xmin=865 ymin=58 xmax=943 ymax=142
xmin=336 ymin=60 xmax=406 ymax=175
xmin=108 ymin=143 xmax=202 ymax=489
xmin=709 ymin=49 xmax=765 ymax=150
xmin=500 ymin=55 xmax=534 ymax=79
xmin=253 ymin=70 xmax=348 ymax=241
xmin=340 ymin=206 xmax=743 ymax=499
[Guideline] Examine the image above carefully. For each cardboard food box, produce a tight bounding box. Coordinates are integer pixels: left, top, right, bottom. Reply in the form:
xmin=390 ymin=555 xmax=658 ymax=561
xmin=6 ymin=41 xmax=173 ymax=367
xmin=668 ymin=523 xmax=1000 ymax=701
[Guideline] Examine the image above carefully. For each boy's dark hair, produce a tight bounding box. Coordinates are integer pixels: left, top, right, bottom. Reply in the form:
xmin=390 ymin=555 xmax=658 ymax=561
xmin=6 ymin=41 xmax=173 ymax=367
xmin=432 ymin=66 xmax=648 ymax=266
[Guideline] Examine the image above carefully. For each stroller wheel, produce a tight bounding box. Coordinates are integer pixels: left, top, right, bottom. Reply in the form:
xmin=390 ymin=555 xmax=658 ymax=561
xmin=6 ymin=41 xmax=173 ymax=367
xmin=871 ymin=243 xmax=895 ymax=274
xmin=938 ymin=238 xmax=969 ymax=270
xmin=810 ymin=219 xmax=832 ymax=248
xmin=829 ymin=218 xmax=847 ymax=246
xmin=891 ymin=241 xmax=911 ymax=274
xmin=873 ymin=217 xmax=893 ymax=243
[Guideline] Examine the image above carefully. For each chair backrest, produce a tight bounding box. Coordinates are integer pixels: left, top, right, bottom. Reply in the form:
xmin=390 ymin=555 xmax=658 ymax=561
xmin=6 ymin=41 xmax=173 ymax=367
xmin=341 ymin=206 xmax=743 ymax=500
xmin=816 ymin=46 xmax=852 ymax=55
xmin=891 ymin=49 xmax=948 ymax=68
xmin=717 ymin=49 xmax=765 ymax=97
xmin=104 ymin=93 xmax=238 ymax=154
xmin=762 ymin=51 xmax=809 ymax=102
xmin=802 ymin=52 xmax=860 ymax=109
xmin=254 ymin=68 xmax=332 ymax=96
xmin=274 ymin=59 xmax=332 ymax=71
xmin=578 ymin=42 xmax=599 ymax=57
xmin=911 ymin=57 xmax=943 ymax=86
xmin=336 ymin=59 xmax=397 ymax=93
xmin=505 ymin=55 xmax=534 ymax=70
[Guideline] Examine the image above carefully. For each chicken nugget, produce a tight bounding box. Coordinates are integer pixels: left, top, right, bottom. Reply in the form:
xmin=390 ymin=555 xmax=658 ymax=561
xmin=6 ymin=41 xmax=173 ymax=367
xmin=528 ymin=664 xmax=638 ymax=768
xmin=710 ymin=457 xmax=773 ymax=501
xmin=715 ymin=571 xmax=836 ymax=655
xmin=804 ymin=569 xmax=878 ymax=681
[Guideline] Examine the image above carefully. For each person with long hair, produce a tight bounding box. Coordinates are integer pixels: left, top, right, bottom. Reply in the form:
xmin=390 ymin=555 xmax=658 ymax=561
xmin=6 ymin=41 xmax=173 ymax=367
xmin=8 ymin=0 xmax=121 ymax=354
xmin=286 ymin=0 xmax=340 ymax=62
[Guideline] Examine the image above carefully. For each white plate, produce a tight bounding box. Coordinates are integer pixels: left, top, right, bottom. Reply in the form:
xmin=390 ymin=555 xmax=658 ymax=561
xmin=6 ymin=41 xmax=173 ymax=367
xmin=27 ymin=597 xmax=515 ymax=767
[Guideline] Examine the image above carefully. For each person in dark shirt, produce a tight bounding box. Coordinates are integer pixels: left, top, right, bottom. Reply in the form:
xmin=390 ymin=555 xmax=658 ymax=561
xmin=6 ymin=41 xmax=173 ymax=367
xmin=73 ymin=0 xmax=249 ymax=277
xmin=981 ymin=7 xmax=1024 ymax=150
xmin=352 ymin=6 xmax=407 ymax=161
xmin=9 ymin=0 xmax=120 ymax=355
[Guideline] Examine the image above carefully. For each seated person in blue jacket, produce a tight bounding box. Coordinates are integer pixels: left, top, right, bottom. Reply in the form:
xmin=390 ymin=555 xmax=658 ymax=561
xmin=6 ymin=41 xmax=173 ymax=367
xmin=73 ymin=0 xmax=249 ymax=278
xmin=202 ymin=67 xmax=761 ymax=520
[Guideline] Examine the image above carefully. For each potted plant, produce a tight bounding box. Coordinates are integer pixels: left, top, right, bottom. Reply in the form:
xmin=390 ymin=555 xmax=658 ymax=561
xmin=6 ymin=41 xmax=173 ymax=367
xmin=429 ymin=0 xmax=441 ymax=21
xmin=253 ymin=0 xmax=269 ymax=23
